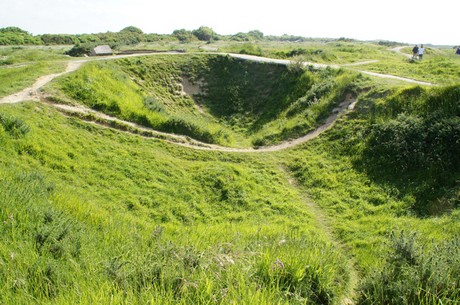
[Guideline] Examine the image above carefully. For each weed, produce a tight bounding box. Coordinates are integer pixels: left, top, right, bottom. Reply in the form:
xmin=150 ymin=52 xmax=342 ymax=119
xmin=0 ymin=113 xmax=30 ymax=138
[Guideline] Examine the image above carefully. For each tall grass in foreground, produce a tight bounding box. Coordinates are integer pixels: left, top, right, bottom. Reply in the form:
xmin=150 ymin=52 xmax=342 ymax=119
xmin=0 ymin=105 xmax=352 ymax=304
xmin=0 ymin=170 xmax=350 ymax=304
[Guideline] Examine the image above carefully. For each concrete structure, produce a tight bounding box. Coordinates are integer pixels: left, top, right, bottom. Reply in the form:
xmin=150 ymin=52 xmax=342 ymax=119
xmin=90 ymin=45 xmax=113 ymax=56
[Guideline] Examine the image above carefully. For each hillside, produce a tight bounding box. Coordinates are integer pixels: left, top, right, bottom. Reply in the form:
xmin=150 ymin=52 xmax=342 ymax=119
xmin=1 ymin=44 xmax=459 ymax=304
xmin=46 ymin=54 xmax=359 ymax=148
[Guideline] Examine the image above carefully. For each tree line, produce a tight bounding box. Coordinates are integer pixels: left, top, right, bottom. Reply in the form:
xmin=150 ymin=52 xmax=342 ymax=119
xmin=0 ymin=25 xmax=317 ymax=46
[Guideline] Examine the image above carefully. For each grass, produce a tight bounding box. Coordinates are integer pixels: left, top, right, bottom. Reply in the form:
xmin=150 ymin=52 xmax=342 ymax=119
xmin=1 ymin=43 xmax=459 ymax=304
xmin=0 ymin=102 xmax=351 ymax=304
xmin=351 ymin=47 xmax=460 ymax=85
xmin=48 ymin=54 xmax=360 ymax=148
xmin=0 ymin=47 xmax=68 ymax=97
xmin=210 ymin=41 xmax=460 ymax=85
xmin=278 ymin=83 xmax=460 ymax=303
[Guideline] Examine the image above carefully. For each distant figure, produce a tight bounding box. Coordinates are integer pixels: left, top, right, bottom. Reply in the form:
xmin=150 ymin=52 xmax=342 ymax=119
xmin=418 ymin=44 xmax=425 ymax=60
xmin=456 ymin=47 xmax=460 ymax=55
xmin=412 ymin=45 xmax=419 ymax=60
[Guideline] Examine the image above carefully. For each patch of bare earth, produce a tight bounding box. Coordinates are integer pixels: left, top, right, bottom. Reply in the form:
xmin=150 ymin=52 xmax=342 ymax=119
xmin=180 ymin=76 xmax=206 ymax=113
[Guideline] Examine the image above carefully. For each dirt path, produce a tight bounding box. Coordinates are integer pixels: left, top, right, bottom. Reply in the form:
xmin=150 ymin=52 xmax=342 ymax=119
xmin=282 ymin=168 xmax=358 ymax=304
xmin=46 ymin=94 xmax=356 ymax=153
xmin=390 ymin=46 xmax=412 ymax=59
xmin=0 ymin=61 xmax=82 ymax=104
xmin=228 ymin=53 xmax=432 ymax=86
xmin=340 ymin=60 xmax=379 ymax=66
xmin=356 ymin=69 xmax=433 ymax=86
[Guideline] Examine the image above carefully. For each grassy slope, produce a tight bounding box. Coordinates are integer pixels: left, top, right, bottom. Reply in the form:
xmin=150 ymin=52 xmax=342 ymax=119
xmin=50 ymin=54 xmax=359 ymax=148
xmin=0 ymin=102 xmax=351 ymax=304
xmin=353 ymin=47 xmax=460 ymax=85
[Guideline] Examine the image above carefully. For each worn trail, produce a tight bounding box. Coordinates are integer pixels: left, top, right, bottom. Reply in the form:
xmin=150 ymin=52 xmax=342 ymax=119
xmin=47 ymin=95 xmax=356 ymax=152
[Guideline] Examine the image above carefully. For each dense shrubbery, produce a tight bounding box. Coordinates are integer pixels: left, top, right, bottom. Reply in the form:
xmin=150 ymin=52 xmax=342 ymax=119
xmin=357 ymin=86 xmax=460 ymax=213
xmin=364 ymin=113 xmax=460 ymax=177
xmin=0 ymin=26 xmax=171 ymax=46
xmin=0 ymin=27 xmax=42 ymax=45
xmin=40 ymin=34 xmax=78 ymax=45
xmin=64 ymin=43 xmax=95 ymax=57
xmin=329 ymin=85 xmax=460 ymax=215
xmin=192 ymin=26 xmax=219 ymax=42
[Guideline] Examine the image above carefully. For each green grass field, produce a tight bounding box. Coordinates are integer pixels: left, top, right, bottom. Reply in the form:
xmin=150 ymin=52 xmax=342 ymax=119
xmin=1 ymin=43 xmax=459 ymax=304
xmin=0 ymin=47 xmax=68 ymax=97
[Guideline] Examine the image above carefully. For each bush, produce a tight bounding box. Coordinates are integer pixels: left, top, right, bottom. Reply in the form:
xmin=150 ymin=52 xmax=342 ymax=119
xmin=0 ymin=113 xmax=31 ymax=138
xmin=238 ymin=43 xmax=263 ymax=56
xmin=363 ymin=113 xmax=460 ymax=179
xmin=358 ymin=231 xmax=460 ymax=305
xmin=355 ymin=85 xmax=460 ymax=214
xmin=192 ymin=26 xmax=219 ymax=42
xmin=144 ymin=96 xmax=166 ymax=113
xmin=65 ymin=43 xmax=94 ymax=57
xmin=0 ymin=27 xmax=42 ymax=45
xmin=40 ymin=34 xmax=77 ymax=45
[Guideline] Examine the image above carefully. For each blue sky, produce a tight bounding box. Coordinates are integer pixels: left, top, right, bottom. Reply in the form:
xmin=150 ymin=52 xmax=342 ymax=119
xmin=1 ymin=0 xmax=458 ymax=45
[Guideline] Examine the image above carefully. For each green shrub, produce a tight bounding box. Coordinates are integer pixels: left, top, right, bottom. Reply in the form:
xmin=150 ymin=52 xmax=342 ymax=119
xmin=0 ymin=113 xmax=31 ymax=138
xmin=354 ymin=85 xmax=460 ymax=214
xmin=65 ymin=43 xmax=94 ymax=57
xmin=358 ymin=231 xmax=460 ymax=305
xmin=143 ymin=96 xmax=166 ymax=113
xmin=0 ymin=27 xmax=42 ymax=45
xmin=239 ymin=43 xmax=263 ymax=56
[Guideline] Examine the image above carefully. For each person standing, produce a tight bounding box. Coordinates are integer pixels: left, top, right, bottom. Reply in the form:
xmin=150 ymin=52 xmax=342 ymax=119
xmin=418 ymin=44 xmax=425 ymax=60
xmin=412 ymin=45 xmax=419 ymax=60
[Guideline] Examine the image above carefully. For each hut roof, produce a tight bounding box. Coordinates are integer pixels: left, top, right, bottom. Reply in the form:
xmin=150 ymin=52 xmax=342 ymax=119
xmin=91 ymin=45 xmax=113 ymax=56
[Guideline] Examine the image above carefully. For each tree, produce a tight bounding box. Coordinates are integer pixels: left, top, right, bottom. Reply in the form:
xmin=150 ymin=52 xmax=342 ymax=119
xmin=248 ymin=30 xmax=264 ymax=40
xmin=0 ymin=27 xmax=42 ymax=45
xmin=0 ymin=27 xmax=29 ymax=34
xmin=40 ymin=34 xmax=77 ymax=45
xmin=119 ymin=26 xmax=143 ymax=34
xmin=230 ymin=32 xmax=250 ymax=41
xmin=172 ymin=29 xmax=193 ymax=42
xmin=192 ymin=26 xmax=218 ymax=42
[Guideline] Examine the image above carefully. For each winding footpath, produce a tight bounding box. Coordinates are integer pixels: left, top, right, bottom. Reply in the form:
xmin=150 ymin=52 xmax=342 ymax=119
xmin=0 ymin=50 xmax=431 ymax=153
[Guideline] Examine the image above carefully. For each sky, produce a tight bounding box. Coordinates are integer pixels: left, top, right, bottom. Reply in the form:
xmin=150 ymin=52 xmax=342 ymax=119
xmin=1 ymin=0 xmax=458 ymax=45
